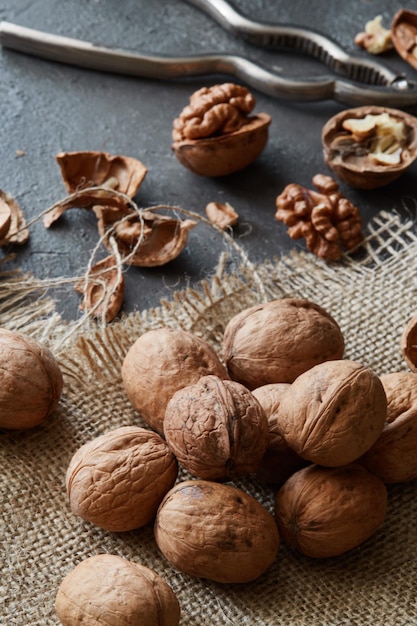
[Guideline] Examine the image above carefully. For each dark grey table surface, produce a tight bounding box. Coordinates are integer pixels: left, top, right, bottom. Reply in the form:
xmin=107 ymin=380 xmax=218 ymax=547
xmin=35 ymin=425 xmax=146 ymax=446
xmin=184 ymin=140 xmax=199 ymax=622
xmin=1 ymin=0 xmax=417 ymax=322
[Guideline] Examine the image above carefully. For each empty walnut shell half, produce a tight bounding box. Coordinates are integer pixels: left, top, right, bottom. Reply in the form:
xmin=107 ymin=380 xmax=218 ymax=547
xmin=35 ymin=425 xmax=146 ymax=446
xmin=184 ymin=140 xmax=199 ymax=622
xmin=172 ymin=83 xmax=271 ymax=177
xmin=322 ymin=105 xmax=417 ymax=189
xmin=391 ymin=9 xmax=417 ymax=71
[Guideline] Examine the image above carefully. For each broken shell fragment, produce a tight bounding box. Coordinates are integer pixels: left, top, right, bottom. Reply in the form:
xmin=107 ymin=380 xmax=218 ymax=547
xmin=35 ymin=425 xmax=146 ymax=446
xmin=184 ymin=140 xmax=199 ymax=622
xmin=74 ymin=254 xmax=125 ymax=323
xmin=55 ymin=150 xmax=148 ymax=197
xmin=205 ymin=201 xmax=239 ymax=230
xmin=0 ymin=196 xmax=11 ymax=240
xmin=322 ymin=106 xmax=417 ymax=189
xmin=0 ymin=190 xmax=29 ymax=245
xmin=401 ymin=312 xmax=417 ymax=371
xmin=391 ymin=9 xmax=417 ymax=71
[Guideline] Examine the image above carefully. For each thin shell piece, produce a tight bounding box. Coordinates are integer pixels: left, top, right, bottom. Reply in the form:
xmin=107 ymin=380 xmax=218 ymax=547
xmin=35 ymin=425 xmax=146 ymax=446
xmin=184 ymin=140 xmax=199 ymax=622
xmin=0 ymin=190 xmax=29 ymax=245
xmin=74 ymin=255 xmax=125 ymax=323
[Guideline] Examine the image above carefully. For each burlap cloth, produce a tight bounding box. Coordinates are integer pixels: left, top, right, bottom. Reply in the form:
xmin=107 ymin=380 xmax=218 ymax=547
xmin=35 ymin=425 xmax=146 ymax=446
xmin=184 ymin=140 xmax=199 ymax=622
xmin=2 ymin=208 xmax=417 ymax=625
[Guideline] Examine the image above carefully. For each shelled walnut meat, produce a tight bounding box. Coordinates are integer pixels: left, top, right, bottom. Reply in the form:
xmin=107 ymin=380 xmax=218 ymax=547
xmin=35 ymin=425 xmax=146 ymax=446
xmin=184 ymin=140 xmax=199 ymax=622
xmin=164 ymin=374 xmax=269 ymax=481
xmin=222 ymin=298 xmax=344 ymax=389
xmin=277 ymin=359 xmax=387 ymax=467
xmin=55 ymin=554 xmax=180 ymax=626
xmin=0 ymin=328 xmax=63 ymax=430
xmin=322 ymin=105 xmax=417 ymax=189
xmin=154 ymin=479 xmax=280 ymax=583
xmin=275 ymin=463 xmax=388 ymax=558
xmin=360 ymin=372 xmax=417 ymax=483
xmin=122 ymin=327 xmax=229 ymax=434
xmin=66 ymin=426 xmax=178 ymax=532
xmin=172 ymin=83 xmax=271 ymax=176
xmin=275 ymin=174 xmax=363 ymax=260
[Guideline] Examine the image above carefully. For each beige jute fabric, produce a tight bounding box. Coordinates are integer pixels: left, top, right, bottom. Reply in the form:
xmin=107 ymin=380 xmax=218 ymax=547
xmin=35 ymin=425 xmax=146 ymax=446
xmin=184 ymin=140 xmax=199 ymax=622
xmin=2 ymin=208 xmax=417 ymax=625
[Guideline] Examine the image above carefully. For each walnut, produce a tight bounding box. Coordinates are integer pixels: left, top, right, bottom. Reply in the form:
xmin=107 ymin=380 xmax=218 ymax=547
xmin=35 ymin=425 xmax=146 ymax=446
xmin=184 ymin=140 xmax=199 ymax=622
xmin=154 ymin=479 xmax=279 ymax=583
xmin=55 ymin=554 xmax=180 ymax=626
xmin=122 ymin=327 xmax=229 ymax=434
xmin=275 ymin=174 xmax=363 ymax=260
xmin=222 ymin=298 xmax=345 ymax=389
xmin=391 ymin=9 xmax=417 ymax=71
xmin=360 ymin=372 xmax=417 ymax=483
xmin=354 ymin=15 xmax=393 ymax=55
xmin=171 ymin=83 xmax=271 ymax=177
xmin=205 ymin=201 xmax=239 ymax=230
xmin=322 ymin=105 xmax=417 ymax=189
xmin=277 ymin=359 xmax=387 ymax=467
xmin=163 ymin=374 xmax=269 ymax=481
xmin=66 ymin=426 xmax=178 ymax=532
xmin=252 ymin=383 xmax=309 ymax=485
xmin=275 ymin=463 xmax=387 ymax=558
xmin=0 ymin=328 xmax=63 ymax=430
xmin=74 ymin=254 xmax=125 ymax=323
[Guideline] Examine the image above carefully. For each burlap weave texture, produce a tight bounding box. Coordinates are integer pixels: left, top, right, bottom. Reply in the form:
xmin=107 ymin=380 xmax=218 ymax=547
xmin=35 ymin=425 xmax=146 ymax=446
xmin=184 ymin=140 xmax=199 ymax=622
xmin=1 ymin=210 xmax=417 ymax=625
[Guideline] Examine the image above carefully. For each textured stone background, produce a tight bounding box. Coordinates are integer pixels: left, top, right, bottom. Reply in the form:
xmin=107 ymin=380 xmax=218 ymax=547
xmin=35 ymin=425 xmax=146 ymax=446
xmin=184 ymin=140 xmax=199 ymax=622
xmin=1 ymin=0 xmax=416 ymax=320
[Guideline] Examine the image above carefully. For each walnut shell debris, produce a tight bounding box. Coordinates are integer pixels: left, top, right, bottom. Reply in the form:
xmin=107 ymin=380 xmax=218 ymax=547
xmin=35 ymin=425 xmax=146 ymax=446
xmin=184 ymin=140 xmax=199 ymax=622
xmin=222 ymin=298 xmax=344 ymax=389
xmin=0 ymin=190 xmax=29 ymax=245
xmin=360 ymin=372 xmax=417 ymax=483
xmin=275 ymin=174 xmax=363 ymax=260
xmin=275 ymin=463 xmax=388 ymax=558
xmin=55 ymin=554 xmax=180 ymax=626
xmin=0 ymin=196 xmax=11 ymax=240
xmin=0 ymin=328 xmax=63 ymax=430
xmin=277 ymin=359 xmax=387 ymax=467
xmin=66 ymin=426 xmax=178 ymax=532
xmin=391 ymin=9 xmax=417 ymax=71
xmin=322 ymin=105 xmax=417 ymax=189
xmin=154 ymin=479 xmax=279 ymax=583
xmin=74 ymin=254 xmax=125 ymax=323
xmin=164 ymin=374 xmax=269 ymax=481
xmin=172 ymin=83 xmax=271 ymax=177
xmin=122 ymin=328 xmax=229 ymax=434
xmin=205 ymin=201 xmax=239 ymax=230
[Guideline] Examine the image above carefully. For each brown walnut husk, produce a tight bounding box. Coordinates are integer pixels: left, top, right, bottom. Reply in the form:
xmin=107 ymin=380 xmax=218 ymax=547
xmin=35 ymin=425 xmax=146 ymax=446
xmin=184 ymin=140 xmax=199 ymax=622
xmin=322 ymin=105 xmax=417 ymax=189
xmin=360 ymin=372 xmax=417 ymax=483
xmin=222 ymin=298 xmax=345 ymax=389
xmin=154 ymin=479 xmax=280 ymax=583
xmin=164 ymin=374 xmax=269 ymax=481
xmin=0 ymin=328 xmax=63 ymax=430
xmin=55 ymin=554 xmax=180 ymax=626
xmin=172 ymin=83 xmax=271 ymax=177
xmin=277 ymin=359 xmax=387 ymax=467
xmin=275 ymin=463 xmax=387 ymax=558
xmin=252 ymin=383 xmax=309 ymax=485
xmin=122 ymin=328 xmax=229 ymax=435
xmin=66 ymin=426 xmax=178 ymax=532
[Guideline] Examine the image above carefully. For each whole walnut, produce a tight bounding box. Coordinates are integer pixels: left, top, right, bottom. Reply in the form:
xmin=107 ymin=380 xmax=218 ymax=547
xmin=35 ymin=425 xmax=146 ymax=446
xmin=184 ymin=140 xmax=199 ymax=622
xmin=122 ymin=327 xmax=228 ymax=434
xmin=55 ymin=554 xmax=180 ymax=626
xmin=360 ymin=371 xmax=417 ymax=483
xmin=277 ymin=360 xmax=387 ymax=466
xmin=154 ymin=479 xmax=279 ymax=583
xmin=222 ymin=298 xmax=344 ymax=389
xmin=275 ymin=463 xmax=387 ymax=558
xmin=66 ymin=426 xmax=178 ymax=532
xmin=164 ymin=375 xmax=269 ymax=481
xmin=252 ymin=383 xmax=309 ymax=485
xmin=0 ymin=328 xmax=63 ymax=430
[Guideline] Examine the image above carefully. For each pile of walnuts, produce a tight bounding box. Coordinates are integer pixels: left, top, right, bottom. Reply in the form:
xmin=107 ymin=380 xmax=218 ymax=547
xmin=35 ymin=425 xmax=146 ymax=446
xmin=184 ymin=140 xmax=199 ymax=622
xmin=52 ymin=296 xmax=417 ymax=623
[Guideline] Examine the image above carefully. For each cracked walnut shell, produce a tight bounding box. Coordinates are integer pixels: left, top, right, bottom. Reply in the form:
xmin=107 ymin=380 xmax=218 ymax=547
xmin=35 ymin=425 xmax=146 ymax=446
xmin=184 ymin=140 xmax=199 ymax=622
xmin=55 ymin=554 xmax=180 ymax=626
xmin=391 ymin=9 xmax=417 ymax=71
xmin=164 ymin=374 xmax=269 ymax=481
xmin=66 ymin=426 xmax=178 ymax=532
xmin=122 ymin=327 xmax=229 ymax=435
xmin=275 ymin=463 xmax=387 ymax=558
xmin=172 ymin=83 xmax=271 ymax=176
xmin=277 ymin=360 xmax=387 ymax=467
xmin=154 ymin=479 xmax=279 ymax=583
xmin=222 ymin=298 xmax=344 ymax=389
xmin=0 ymin=328 xmax=63 ymax=430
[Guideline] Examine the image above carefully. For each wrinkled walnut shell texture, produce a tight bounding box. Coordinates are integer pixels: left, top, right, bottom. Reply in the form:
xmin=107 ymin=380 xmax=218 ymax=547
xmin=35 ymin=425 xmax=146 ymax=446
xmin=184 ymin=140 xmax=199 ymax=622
xmin=164 ymin=375 xmax=269 ymax=481
xmin=275 ymin=463 xmax=387 ymax=558
xmin=277 ymin=360 xmax=387 ymax=467
xmin=154 ymin=479 xmax=279 ymax=583
xmin=322 ymin=105 xmax=417 ymax=189
xmin=0 ymin=328 xmax=63 ymax=430
xmin=361 ymin=372 xmax=417 ymax=483
xmin=222 ymin=298 xmax=345 ymax=389
xmin=122 ymin=328 xmax=228 ymax=435
xmin=55 ymin=554 xmax=180 ymax=626
xmin=66 ymin=426 xmax=178 ymax=532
